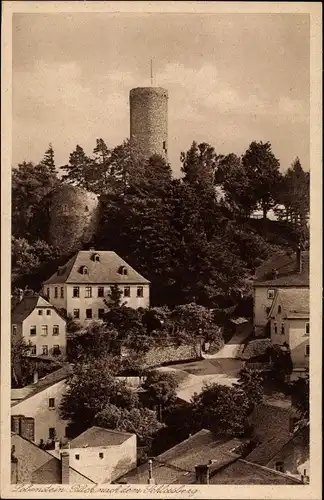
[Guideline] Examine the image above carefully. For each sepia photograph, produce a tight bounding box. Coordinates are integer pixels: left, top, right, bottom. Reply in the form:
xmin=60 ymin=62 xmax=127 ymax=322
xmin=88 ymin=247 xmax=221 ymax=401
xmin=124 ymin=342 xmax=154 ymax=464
xmin=1 ymin=1 xmax=322 ymax=498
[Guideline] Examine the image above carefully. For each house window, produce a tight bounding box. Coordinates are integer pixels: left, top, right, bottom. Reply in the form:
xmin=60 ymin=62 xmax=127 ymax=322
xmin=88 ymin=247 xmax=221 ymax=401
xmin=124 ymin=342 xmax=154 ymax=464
xmin=75 ymin=454 xmax=80 ymax=460
xmin=49 ymin=428 xmax=56 ymax=440
xmin=41 ymin=325 xmax=48 ymax=336
xmin=137 ymin=286 xmax=144 ymax=298
xmin=98 ymin=308 xmax=105 ymax=319
xmin=73 ymin=309 xmax=80 ymax=319
xmin=54 ymin=287 xmax=58 ymax=298
xmin=46 ymin=287 xmax=50 ymax=298
xmin=305 ymin=344 xmax=310 ymax=357
xmin=86 ymin=309 xmax=92 ymax=319
xmin=12 ymin=325 xmax=17 ymax=335
xmin=60 ymin=287 xmax=64 ymax=299
xmin=53 ymin=345 xmax=60 ymax=355
xmin=124 ymin=287 xmax=131 ymax=298
xmin=267 ymin=289 xmax=275 ymax=299
xmin=53 ymin=325 xmax=59 ymax=336
xmin=85 ymin=286 xmax=92 ymax=298
xmin=274 ymin=322 xmax=278 ymax=334
xmin=305 ymin=322 xmax=310 ymax=335
xmin=278 ymin=305 xmax=282 ymax=313
xmin=99 ymin=452 xmax=104 ymax=459
xmin=30 ymin=344 xmax=36 ymax=355
xmin=73 ymin=287 xmax=80 ymax=298
xmin=49 ymin=398 xmax=55 ymax=409
xmin=281 ymin=323 xmax=285 ymax=335
xmin=98 ymin=287 xmax=104 ymax=297
xmin=42 ymin=345 xmax=48 ymax=355
xmin=275 ymin=461 xmax=285 ymax=473
xmin=38 ymin=309 xmax=43 ymax=315
xmin=46 ymin=309 xmax=51 ymax=316
xmin=30 ymin=326 xmax=36 ymax=336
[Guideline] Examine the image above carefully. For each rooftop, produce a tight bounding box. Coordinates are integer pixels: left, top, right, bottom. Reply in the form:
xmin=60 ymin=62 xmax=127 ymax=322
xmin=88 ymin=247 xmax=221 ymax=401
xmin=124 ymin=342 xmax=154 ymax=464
xmin=11 ymin=295 xmax=58 ymax=324
xmin=43 ymin=250 xmax=149 ymax=285
xmin=269 ymin=288 xmax=309 ymax=318
xmin=11 ymin=364 xmax=73 ymax=407
xmin=254 ymin=250 xmax=309 ymax=287
xmin=68 ymin=426 xmax=134 ymax=448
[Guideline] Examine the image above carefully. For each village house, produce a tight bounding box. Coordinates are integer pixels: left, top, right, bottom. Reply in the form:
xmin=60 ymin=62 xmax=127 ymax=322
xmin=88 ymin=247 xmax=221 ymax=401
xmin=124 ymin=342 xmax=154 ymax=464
xmin=11 ymin=426 xmax=136 ymax=485
xmin=268 ymin=288 xmax=309 ymax=373
xmin=253 ymin=248 xmax=309 ymax=337
xmin=42 ymin=249 xmax=150 ymax=324
xmin=11 ymin=294 xmax=67 ymax=358
xmin=116 ymin=429 xmax=305 ymax=485
xmin=11 ymin=365 xmax=73 ymax=446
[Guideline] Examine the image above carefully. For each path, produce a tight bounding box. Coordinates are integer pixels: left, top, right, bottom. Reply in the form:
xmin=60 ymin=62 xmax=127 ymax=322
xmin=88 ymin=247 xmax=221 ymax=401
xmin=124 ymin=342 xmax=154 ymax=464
xmin=204 ymin=328 xmax=252 ymax=360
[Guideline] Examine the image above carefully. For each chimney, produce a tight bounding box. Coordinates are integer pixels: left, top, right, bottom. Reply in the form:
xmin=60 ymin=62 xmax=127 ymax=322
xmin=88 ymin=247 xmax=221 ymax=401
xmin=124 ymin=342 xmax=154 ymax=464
xmin=61 ymin=451 xmax=70 ymax=484
xmin=20 ymin=417 xmax=35 ymax=442
xmin=296 ymin=244 xmax=302 ymax=273
xmin=195 ymin=464 xmax=210 ymax=484
xmin=147 ymin=459 xmax=155 ymax=485
xmin=33 ymin=371 xmax=39 ymax=384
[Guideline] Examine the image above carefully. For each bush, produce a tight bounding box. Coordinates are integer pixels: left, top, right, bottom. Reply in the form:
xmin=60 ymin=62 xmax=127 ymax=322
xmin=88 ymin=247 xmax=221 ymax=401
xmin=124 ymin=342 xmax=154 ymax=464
xmin=241 ymin=339 xmax=272 ymax=360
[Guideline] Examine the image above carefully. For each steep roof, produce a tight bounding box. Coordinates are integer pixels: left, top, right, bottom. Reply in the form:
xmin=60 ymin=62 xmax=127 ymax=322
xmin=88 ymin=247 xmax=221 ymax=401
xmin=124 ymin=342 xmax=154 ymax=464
xmin=117 ymin=430 xmax=245 ymax=484
xmin=11 ymin=364 xmax=73 ymax=407
xmin=254 ymin=250 xmax=309 ymax=287
xmin=43 ymin=250 xmax=149 ymax=285
xmin=269 ymin=288 xmax=309 ymax=319
xmin=11 ymin=295 xmax=55 ymax=324
xmin=69 ymin=426 xmax=133 ymax=448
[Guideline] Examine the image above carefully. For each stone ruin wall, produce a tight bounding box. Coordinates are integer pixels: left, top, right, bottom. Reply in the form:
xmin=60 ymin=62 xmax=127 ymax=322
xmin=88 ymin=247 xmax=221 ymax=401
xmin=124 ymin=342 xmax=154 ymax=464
xmin=48 ymin=185 xmax=100 ymax=254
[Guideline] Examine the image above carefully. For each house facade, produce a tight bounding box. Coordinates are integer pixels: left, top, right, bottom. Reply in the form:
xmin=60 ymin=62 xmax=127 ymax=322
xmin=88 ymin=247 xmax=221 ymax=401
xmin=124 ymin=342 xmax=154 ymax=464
xmin=11 ymin=295 xmax=67 ymax=357
xmin=11 ymin=365 xmax=72 ymax=445
xmin=253 ymin=250 xmax=309 ymax=337
xmin=269 ymin=288 xmax=309 ymax=371
xmin=42 ymin=250 xmax=150 ymax=324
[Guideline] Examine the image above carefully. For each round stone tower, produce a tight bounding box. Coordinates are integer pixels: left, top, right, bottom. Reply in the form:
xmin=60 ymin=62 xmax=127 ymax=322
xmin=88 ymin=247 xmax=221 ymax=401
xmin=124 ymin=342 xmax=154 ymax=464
xmin=129 ymin=87 xmax=168 ymax=163
xmin=48 ymin=185 xmax=100 ymax=254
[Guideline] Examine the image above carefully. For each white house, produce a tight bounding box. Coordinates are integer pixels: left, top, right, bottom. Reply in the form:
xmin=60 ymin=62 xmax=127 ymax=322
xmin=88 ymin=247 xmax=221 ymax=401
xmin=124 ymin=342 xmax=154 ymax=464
xmin=11 ymin=295 xmax=67 ymax=357
xmin=42 ymin=249 xmax=150 ymax=324
xmin=253 ymin=249 xmax=309 ymax=337
xmin=11 ymin=365 xmax=73 ymax=445
xmin=268 ymin=288 xmax=309 ymax=372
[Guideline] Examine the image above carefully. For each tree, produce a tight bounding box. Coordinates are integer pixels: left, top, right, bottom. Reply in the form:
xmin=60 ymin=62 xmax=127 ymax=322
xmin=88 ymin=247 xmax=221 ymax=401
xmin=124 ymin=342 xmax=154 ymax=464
xmin=181 ymin=141 xmax=220 ymax=190
xmin=67 ymin=321 xmax=121 ymax=361
xmin=235 ymin=367 xmax=264 ymax=411
xmin=191 ymin=382 xmax=251 ymax=437
xmin=215 ymin=153 xmax=257 ymax=217
xmin=106 ymin=284 xmax=125 ymax=308
xmin=11 ymin=237 xmax=60 ymax=290
xmin=142 ymin=371 xmax=179 ymax=415
xmin=268 ymin=344 xmax=293 ymax=385
xmin=40 ymin=143 xmax=56 ymax=173
xmin=241 ymin=141 xmax=282 ymax=219
xmin=61 ymin=145 xmax=94 ymax=191
xmin=290 ymin=370 xmax=309 ymax=421
xmin=12 ymin=160 xmax=60 ymax=240
xmin=95 ymin=404 xmax=164 ymax=447
xmin=60 ymin=359 xmax=139 ymax=432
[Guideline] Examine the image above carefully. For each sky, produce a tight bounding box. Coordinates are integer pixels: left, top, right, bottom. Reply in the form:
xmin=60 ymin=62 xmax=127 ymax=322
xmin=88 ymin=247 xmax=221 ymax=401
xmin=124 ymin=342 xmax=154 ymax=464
xmin=12 ymin=12 xmax=310 ymax=177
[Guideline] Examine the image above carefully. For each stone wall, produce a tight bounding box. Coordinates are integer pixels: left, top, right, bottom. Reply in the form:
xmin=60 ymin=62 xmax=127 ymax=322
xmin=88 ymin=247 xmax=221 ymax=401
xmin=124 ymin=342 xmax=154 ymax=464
xmin=142 ymin=341 xmax=201 ymax=368
xmin=48 ymin=185 xmax=100 ymax=253
xmin=130 ymin=87 xmax=168 ymax=163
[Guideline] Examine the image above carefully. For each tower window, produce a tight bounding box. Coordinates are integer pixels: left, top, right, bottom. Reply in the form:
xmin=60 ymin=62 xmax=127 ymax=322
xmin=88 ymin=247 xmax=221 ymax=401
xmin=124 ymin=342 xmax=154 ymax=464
xmin=163 ymin=141 xmax=167 ymax=152
xmin=85 ymin=205 xmax=89 ymax=212
xmin=278 ymin=305 xmax=282 ymax=313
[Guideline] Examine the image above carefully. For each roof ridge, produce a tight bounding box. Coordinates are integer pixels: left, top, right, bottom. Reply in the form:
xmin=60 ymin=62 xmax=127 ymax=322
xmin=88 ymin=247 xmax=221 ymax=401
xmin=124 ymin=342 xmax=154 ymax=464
xmin=238 ymin=458 xmax=303 ymax=483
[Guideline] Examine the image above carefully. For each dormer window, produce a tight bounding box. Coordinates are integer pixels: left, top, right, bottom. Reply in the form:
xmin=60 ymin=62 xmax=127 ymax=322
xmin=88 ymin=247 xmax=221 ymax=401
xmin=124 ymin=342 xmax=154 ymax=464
xmin=278 ymin=305 xmax=282 ymax=314
xmin=80 ymin=266 xmax=88 ymax=275
xmin=119 ymin=266 xmax=128 ymax=276
xmin=92 ymin=253 xmax=100 ymax=262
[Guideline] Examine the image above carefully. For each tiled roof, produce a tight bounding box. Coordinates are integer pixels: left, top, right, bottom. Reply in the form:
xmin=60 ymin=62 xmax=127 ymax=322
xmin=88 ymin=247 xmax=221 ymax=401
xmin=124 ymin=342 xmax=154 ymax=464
xmin=209 ymin=458 xmax=302 ymax=484
xmin=11 ymin=364 xmax=73 ymax=407
xmin=254 ymin=250 xmax=309 ymax=287
xmin=43 ymin=250 xmax=149 ymax=285
xmin=269 ymin=288 xmax=309 ymax=318
xmin=11 ymin=295 xmax=54 ymax=324
xmin=117 ymin=430 xmax=245 ymax=484
xmin=69 ymin=426 xmax=133 ymax=448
